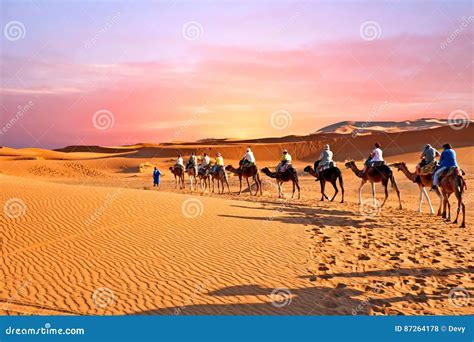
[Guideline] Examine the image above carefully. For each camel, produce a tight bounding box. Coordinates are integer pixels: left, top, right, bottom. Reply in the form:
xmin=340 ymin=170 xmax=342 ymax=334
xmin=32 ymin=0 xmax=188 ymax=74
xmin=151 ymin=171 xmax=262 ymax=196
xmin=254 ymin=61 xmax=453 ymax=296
xmin=438 ymin=168 xmax=466 ymax=227
xmin=261 ymin=166 xmax=300 ymax=199
xmin=169 ymin=165 xmax=185 ymax=189
xmin=185 ymin=163 xmax=198 ymax=191
xmin=197 ymin=165 xmax=211 ymax=191
xmin=304 ymin=161 xmax=344 ymax=203
xmin=210 ymin=166 xmax=230 ymax=194
xmin=391 ymin=162 xmax=442 ymax=215
xmin=225 ymin=164 xmax=262 ymax=196
xmin=344 ymin=161 xmax=402 ymax=209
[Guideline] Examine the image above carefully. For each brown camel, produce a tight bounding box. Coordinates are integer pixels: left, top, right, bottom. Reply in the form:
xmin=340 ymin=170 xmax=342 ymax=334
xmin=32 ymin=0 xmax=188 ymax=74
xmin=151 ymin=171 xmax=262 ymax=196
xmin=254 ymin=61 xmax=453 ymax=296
xmin=225 ymin=164 xmax=262 ymax=196
xmin=304 ymin=161 xmax=344 ymax=203
xmin=211 ymin=166 xmax=230 ymax=194
xmin=169 ymin=165 xmax=185 ymax=189
xmin=344 ymin=161 xmax=402 ymax=209
xmin=185 ymin=163 xmax=198 ymax=191
xmin=197 ymin=165 xmax=211 ymax=191
xmin=391 ymin=162 xmax=442 ymax=215
xmin=261 ymin=166 xmax=300 ymax=199
xmin=438 ymin=168 xmax=466 ymax=227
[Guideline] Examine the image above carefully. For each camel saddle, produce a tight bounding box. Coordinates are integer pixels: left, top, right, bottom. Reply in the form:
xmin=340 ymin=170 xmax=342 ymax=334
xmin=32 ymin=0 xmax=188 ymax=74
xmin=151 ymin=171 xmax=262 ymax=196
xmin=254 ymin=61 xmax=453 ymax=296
xmin=241 ymin=160 xmax=256 ymax=170
xmin=198 ymin=164 xmax=211 ymax=176
xmin=439 ymin=166 xmax=465 ymax=179
xmin=317 ymin=161 xmax=336 ymax=172
xmin=279 ymin=163 xmax=291 ymax=173
xmin=420 ymin=161 xmax=437 ymax=175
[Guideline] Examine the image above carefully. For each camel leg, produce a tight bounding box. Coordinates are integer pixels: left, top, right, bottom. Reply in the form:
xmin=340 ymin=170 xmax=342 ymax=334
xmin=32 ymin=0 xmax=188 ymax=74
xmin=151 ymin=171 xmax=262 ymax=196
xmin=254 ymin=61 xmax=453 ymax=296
xmin=226 ymin=178 xmax=231 ymax=194
xmin=443 ymin=193 xmax=451 ymax=221
xmin=447 ymin=196 xmax=451 ymax=221
xmin=296 ymin=181 xmax=301 ymax=200
xmin=330 ymin=181 xmax=338 ymax=202
xmin=291 ymin=181 xmax=295 ymax=199
xmin=339 ymin=175 xmax=344 ymax=203
xmin=391 ymin=176 xmax=403 ymax=209
xmin=435 ymin=188 xmax=443 ymax=216
xmin=442 ymin=193 xmax=448 ymax=219
xmin=358 ymin=179 xmax=367 ymax=205
xmin=417 ymin=185 xmax=423 ymax=213
xmin=278 ymin=182 xmax=282 ymax=198
xmin=371 ymin=183 xmax=376 ymax=205
xmin=453 ymin=190 xmax=465 ymax=227
xmin=238 ymin=177 xmax=242 ymax=195
xmin=381 ymin=183 xmax=389 ymax=207
xmin=246 ymin=178 xmax=251 ymax=195
xmin=320 ymin=180 xmax=325 ymax=201
xmin=421 ymin=186 xmax=434 ymax=215
xmin=252 ymin=176 xmax=258 ymax=196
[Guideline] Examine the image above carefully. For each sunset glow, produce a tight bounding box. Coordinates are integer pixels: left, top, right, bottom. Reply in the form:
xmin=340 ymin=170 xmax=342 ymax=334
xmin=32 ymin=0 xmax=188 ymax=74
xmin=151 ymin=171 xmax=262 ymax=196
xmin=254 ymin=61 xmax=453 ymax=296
xmin=1 ymin=0 xmax=472 ymax=148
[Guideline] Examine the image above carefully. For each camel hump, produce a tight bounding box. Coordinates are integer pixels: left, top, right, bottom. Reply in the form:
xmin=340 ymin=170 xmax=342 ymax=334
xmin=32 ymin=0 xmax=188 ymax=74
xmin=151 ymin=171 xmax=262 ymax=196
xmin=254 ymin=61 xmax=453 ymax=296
xmin=371 ymin=163 xmax=391 ymax=174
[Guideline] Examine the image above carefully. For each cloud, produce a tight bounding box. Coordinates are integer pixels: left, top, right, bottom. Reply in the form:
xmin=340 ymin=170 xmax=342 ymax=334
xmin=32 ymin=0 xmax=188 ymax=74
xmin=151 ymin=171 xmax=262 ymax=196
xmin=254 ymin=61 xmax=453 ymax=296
xmin=1 ymin=32 xmax=472 ymax=147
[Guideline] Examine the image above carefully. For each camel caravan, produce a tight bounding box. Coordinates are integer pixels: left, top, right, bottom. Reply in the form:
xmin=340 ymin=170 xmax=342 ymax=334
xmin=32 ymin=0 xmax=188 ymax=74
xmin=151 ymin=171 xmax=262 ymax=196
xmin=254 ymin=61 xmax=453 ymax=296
xmin=167 ymin=142 xmax=467 ymax=227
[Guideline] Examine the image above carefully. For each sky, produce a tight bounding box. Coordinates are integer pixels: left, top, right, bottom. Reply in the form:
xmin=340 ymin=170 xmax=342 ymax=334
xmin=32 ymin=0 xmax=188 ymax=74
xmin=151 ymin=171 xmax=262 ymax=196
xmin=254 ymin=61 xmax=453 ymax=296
xmin=0 ymin=0 xmax=472 ymax=148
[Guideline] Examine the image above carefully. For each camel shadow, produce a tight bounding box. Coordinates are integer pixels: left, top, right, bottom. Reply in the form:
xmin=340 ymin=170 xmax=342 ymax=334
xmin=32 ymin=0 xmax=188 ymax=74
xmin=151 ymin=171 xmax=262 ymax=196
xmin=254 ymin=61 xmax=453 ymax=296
xmin=220 ymin=202 xmax=368 ymax=228
xmin=298 ymin=266 xmax=474 ymax=280
xmin=134 ymin=284 xmax=367 ymax=315
xmin=133 ymin=282 xmax=451 ymax=315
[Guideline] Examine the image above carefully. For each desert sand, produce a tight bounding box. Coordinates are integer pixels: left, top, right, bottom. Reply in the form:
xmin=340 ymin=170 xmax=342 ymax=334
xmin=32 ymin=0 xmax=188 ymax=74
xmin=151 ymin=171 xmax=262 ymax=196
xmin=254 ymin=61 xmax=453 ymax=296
xmin=1 ymin=126 xmax=472 ymax=315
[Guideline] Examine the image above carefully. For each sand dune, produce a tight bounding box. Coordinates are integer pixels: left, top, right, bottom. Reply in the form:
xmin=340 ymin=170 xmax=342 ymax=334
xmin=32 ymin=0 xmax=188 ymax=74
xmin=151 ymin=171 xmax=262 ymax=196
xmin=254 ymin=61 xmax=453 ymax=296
xmin=4 ymin=124 xmax=474 ymax=163
xmin=1 ymin=140 xmax=472 ymax=315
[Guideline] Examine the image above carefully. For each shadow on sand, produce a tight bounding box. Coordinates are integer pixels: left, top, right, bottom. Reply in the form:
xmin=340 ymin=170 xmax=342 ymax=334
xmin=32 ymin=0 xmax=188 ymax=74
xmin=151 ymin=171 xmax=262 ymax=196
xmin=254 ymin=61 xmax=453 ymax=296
xmin=134 ymin=281 xmax=450 ymax=315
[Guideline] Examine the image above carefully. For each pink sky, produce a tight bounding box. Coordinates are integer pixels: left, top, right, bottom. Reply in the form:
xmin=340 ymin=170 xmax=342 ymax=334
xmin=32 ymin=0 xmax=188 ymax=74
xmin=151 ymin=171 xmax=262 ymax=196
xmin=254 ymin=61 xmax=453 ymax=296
xmin=0 ymin=1 xmax=472 ymax=148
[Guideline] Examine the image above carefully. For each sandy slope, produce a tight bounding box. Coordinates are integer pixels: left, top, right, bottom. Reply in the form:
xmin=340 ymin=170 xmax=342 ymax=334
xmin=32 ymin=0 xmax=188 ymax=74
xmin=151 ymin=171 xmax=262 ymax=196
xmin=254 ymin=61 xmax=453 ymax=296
xmin=0 ymin=145 xmax=472 ymax=315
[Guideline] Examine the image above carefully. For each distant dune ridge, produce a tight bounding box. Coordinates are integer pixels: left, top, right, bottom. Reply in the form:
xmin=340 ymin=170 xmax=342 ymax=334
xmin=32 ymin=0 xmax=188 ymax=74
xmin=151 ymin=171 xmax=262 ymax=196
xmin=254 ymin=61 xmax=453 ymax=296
xmin=2 ymin=119 xmax=473 ymax=162
xmin=314 ymin=118 xmax=468 ymax=135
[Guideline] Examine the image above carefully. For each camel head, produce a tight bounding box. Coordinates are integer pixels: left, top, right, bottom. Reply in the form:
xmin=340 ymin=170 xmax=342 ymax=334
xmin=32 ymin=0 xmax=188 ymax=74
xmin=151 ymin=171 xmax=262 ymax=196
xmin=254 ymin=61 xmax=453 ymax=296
xmin=344 ymin=160 xmax=355 ymax=169
xmin=261 ymin=167 xmax=271 ymax=174
xmin=303 ymin=165 xmax=312 ymax=173
xmin=225 ymin=165 xmax=233 ymax=172
xmin=169 ymin=166 xmax=174 ymax=172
